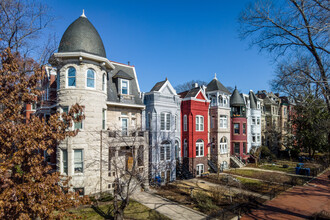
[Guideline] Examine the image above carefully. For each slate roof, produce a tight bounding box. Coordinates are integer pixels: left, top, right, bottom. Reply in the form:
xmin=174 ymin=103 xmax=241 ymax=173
xmin=107 ymin=63 xmax=143 ymax=105
xmin=206 ymin=78 xmax=230 ymax=94
xmin=58 ymin=16 xmax=106 ymax=57
xmin=150 ymin=80 xmax=166 ymax=92
xmin=230 ymin=87 xmax=245 ymax=106
xmin=113 ymin=70 xmax=134 ymax=80
xmin=184 ymin=87 xmax=201 ymax=98
xmin=249 ymin=91 xmax=258 ymax=109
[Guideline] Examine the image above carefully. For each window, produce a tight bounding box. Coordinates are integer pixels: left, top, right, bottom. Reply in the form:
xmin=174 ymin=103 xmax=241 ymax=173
xmin=196 ymin=139 xmax=204 ymax=157
xmin=257 ymin=117 xmax=260 ymax=125
xmin=234 ymin=143 xmax=240 ymax=154
xmin=243 ymin=143 xmax=247 ymax=154
xmin=284 ymin=107 xmax=287 ymax=115
xmin=210 ymin=116 xmax=214 ymax=128
xmin=160 ymin=141 xmax=171 ymax=161
xmin=257 ymin=135 xmax=261 ymax=143
xmin=121 ymin=118 xmax=128 ymax=136
xmin=234 ymin=123 xmax=240 ymax=134
xmin=74 ymin=149 xmax=83 ymax=173
xmin=74 ymin=188 xmax=84 ymax=196
xmin=121 ymin=79 xmax=128 ymax=95
xmin=102 ymin=109 xmax=106 ymax=130
xmin=175 ymin=141 xmax=180 ymax=160
xmin=31 ymin=102 xmax=36 ymax=110
xmin=87 ymin=69 xmax=95 ymax=88
xmin=109 ymin=148 xmax=115 ymax=172
xmin=74 ymin=111 xmax=83 ymax=130
xmin=252 ymin=135 xmax=256 ymax=143
xmin=62 ymin=149 xmax=68 ymax=175
xmin=220 ymin=115 xmax=227 ymax=128
xmin=219 ymin=96 xmax=223 ymax=104
xmin=138 ymin=146 xmax=144 ymax=166
xmin=67 ymin=67 xmax=76 ymax=87
xmin=196 ymin=164 xmax=204 ymax=176
xmin=243 ymin=123 xmax=246 ymax=134
xmin=62 ymin=106 xmax=69 ymax=125
xmin=257 ymin=102 xmax=260 ymax=109
xmin=161 ymin=112 xmax=171 ymax=131
xmin=196 ymin=115 xmax=204 ymax=131
xmin=220 ymin=137 xmax=227 ymax=154
xmin=184 ymin=139 xmax=187 ymax=157
xmin=57 ymin=72 xmax=60 ymax=90
xmin=252 ymin=117 xmax=256 ymax=125
xmin=183 ymin=115 xmax=187 ymax=131
xmin=102 ymin=73 xmax=107 ymax=91
xmin=174 ymin=115 xmax=177 ymax=131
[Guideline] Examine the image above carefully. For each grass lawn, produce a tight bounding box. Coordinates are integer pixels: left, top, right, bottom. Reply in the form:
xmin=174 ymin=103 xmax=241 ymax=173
xmin=259 ymin=165 xmax=296 ymax=173
xmin=69 ymin=200 xmax=170 ymax=220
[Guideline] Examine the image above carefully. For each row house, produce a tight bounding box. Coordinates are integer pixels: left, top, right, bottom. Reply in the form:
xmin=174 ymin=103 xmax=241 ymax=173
xmin=144 ymin=79 xmax=181 ymax=183
xmin=206 ymin=75 xmax=231 ymax=171
xmin=39 ymin=13 xmax=149 ymax=195
xmin=179 ymin=85 xmax=210 ymax=177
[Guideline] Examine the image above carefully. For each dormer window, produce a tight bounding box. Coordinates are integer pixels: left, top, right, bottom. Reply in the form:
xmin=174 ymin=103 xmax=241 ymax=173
xmin=67 ymin=67 xmax=76 ymax=87
xmin=121 ymin=79 xmax=129 ymax=95
xmin=87 ymin=69 xmax=95 ymax=88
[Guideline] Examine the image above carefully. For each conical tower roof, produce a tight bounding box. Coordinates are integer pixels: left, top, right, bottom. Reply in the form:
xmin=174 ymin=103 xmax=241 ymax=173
xmin=230 ymin=87 xmax=245 ymax=106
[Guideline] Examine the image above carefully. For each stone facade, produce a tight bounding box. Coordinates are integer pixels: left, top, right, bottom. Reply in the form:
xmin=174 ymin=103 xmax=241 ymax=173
xmin=144 ymin=79 xmax=181 ymax=183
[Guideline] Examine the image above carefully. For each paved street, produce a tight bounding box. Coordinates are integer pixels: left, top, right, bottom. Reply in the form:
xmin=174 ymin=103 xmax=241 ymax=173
xmin=241 ymin=169 xmax=330 ymax=220
xmin=132 ymin=191 xmax=207 ymax=220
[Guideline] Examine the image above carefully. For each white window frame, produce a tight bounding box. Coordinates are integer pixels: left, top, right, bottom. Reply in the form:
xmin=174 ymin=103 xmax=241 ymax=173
xmin=220 ymin=137 xmax=227 ymax=154
xmin=160 ymin=112 xmax=171 ymax=131
xmin=196 ymin=115 xmax=204 ymax=131
xmin=86 ymin=69 xmax=96 ymax=89
xmin=67 ymin=67 xmax=76 ymax=88
xmin=196 ymin=164 xmax=204 ymax=176
xmin=121 ymin=118 xmax=128 ymax=136
xmin=196 ymin=139 xmax=204 ymax=157
xmin=183 ymin=115 xmax=187 ymax=131
xmin=219 ymin=115 xmax=227 ymax=128
xmin=61 ymin=149 xmax=68 ymax=175
xmin=73 ymin=149 xmax=84 ymax=174
xmin=257 ymin=117 xmax=260 ymax=125
xmin=102 ymin=73 xmax=107 ymax=92
xmin=252 ymin=135 xmax=256 ymax=143
xmin=121 ymin=79 xmax=129 ymax=95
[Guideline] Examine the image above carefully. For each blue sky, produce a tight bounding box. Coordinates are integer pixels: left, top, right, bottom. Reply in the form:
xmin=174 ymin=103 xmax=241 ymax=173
xmin=44 ymin=0 xmax=275 ymax=94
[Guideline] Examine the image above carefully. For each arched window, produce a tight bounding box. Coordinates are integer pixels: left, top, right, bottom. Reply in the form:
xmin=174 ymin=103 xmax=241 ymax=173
xmin=175 ymin=140 xmax=180 ymax=160
xmin=183 ymin=115 xmax=187 ymax=131
xmin=102 ymin=73 xmax=107 ymax=91
xmin=220 ymin=137 xmax=227 ymax=154
xmin=87 ymin=69 xmax=95 ymax=88
xmin=160 ymin=141 xmax=171 ymax=161
xmin=67 ymin=67 xmax=76 ymax=87
xmin=196 ymin=139 xmax=204 ymax=157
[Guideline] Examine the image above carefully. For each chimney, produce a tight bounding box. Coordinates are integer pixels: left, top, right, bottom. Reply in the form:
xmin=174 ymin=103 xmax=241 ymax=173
xmin=127 ymin=61 xmax=130 ymax=66
xmin=193 ymin=83 xmax=198 ymax=88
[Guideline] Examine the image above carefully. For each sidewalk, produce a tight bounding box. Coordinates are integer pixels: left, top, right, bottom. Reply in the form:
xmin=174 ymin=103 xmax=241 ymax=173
xmin=132 ymin=190 xmax=207 ymax=220
xmin=241 ymin=169 xmax=330 ymax=220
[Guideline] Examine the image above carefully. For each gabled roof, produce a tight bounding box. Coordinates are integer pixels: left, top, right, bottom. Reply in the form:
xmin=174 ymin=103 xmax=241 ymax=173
xmin=184 ymin=87 xmax=201 ymax=98
xmin=230 ymin=87 xmax=245 ymax=106
xmin=206 ymin=78 xmax=230 ymax=94
xmin=112 ymin=70 xmax=134 ymax=80
xmin=150 ymin=80 xmax=166 ymax=92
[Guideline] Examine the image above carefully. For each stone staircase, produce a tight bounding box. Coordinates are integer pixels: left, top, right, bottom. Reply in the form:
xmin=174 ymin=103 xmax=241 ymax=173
xmin=230 ymin=156 xmax=245 ymax=168
xmin=208 ymin=160 xmax=218 ymax=173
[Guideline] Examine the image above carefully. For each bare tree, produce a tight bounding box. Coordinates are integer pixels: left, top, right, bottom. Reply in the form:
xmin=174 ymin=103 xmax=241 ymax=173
xmin=88 ymin=127 xmax=149 ymax=220
xmin=175 ymin=80 xmax=208 ymax=93
xmin=239 ymin=0 xmax=329 ymax=111
xmin=0 ymin=0 xmax=55 ymax=61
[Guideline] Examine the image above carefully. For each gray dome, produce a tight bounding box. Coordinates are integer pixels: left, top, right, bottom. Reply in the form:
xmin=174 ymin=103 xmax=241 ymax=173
xmin=58 ymin=16 xmax=106 ymax=57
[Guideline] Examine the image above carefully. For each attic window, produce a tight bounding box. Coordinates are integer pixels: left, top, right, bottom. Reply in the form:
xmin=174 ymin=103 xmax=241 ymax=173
xmin=121 ymin=79 xmax=129 ymax=95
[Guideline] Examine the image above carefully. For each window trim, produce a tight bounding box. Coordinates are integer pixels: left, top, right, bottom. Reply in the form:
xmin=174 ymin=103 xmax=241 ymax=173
xmin=86 ymin=69 xmax=96 ymax=89
xmin=102 ymin=109 xmax=106 ymax=130
xmin=67 ymin=67 xmax=76 ymax=88
xmin=234 ymin=123 xmax=240 ymax=134
xmin=220 ymin=136 xmax=227 ymax=154
xmin=121 ymin=79 xmax=129 ymax=95
xmin=73 ymin=149 xmax=84 ymax=174
xmin=102 ymin=73 xmax=107 ymax=92
xmin=61 ymin=149 xmax=68 ymax=175
xmin=196 ymin=164 xmax=204 ymax=176
xmin=160 ymin=112 xmax=171 ymax=131
xmin=195 ymin=115 xmax=204 ymax=131
xmin=196 ymin=139 xmax=204 ymax=157
xmin=183 ymin=115 xmax=187 ymax=131
xmin=121 ymin=118 xmax=128 ymax=136
xmin=219 ymin=115 xmax=227 ymax=128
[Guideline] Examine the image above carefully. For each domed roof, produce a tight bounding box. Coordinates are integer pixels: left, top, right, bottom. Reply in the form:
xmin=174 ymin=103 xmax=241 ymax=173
xmin=230 ymin=87 xmax=245 ymax=106
xmin=58 ymin=14 xmax=106 ymax=57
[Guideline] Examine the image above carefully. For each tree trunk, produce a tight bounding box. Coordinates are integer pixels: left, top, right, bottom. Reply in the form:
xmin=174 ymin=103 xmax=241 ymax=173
xmin=114 ymin=209 xmax=124 ymax=220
